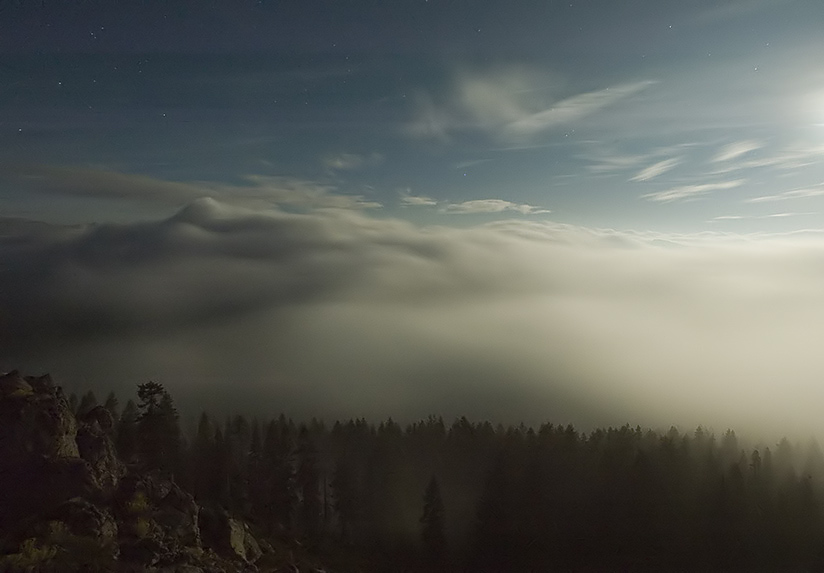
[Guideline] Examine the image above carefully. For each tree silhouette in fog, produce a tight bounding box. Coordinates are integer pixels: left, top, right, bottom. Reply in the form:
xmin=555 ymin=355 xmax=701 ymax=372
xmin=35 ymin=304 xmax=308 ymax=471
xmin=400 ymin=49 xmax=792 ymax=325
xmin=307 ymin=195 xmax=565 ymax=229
xmin=135 ymin=381 xmax=180 ymax=474
xmin=97 ymin=382 xmax=824 ymax=571
xmin=420 ymin=475 xmax=446 ymax=561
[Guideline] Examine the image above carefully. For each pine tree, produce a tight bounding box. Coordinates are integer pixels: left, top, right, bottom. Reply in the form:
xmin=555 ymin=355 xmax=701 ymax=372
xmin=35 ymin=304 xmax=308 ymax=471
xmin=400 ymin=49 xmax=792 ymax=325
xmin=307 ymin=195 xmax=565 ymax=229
xmin=296 ymin=425 xmax=321 ymax=540
xmin=68 ymin=392 xmax=79 ymax=415
xmin=116 ymin=399 xmax=138 ymax=462
xmin=77 ymin=390 xmax=98 ymax=417
xmin=135 ymin=382 xmax=180 ymax=474
xmin=213 ymin=425 xmax=232 ymax=508
xmin=421 ymin=475 xmax=447 ymax=561
xmin=190 ymin=412 xmax=217 ymax=503
xmin=248 ymin=421 xmax=266 ymax=520
xmin=103 ymin=391 xmax=119 ymax=420
xmin=473 ymin=450 xmax=513 ymax=568
xmin=226 ymin=415 xmax=252 ymax=514
xmin=262 ymin=419 xmax=296 ymax=533
xmin=331 ymin=455 xmax=358 ymax=542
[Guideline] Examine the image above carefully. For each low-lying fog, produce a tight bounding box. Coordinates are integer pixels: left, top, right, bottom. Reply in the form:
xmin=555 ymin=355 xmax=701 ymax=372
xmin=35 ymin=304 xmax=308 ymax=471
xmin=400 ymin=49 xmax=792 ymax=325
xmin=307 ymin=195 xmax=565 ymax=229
xmin=3 ymin=197 xmax=824 ymax=440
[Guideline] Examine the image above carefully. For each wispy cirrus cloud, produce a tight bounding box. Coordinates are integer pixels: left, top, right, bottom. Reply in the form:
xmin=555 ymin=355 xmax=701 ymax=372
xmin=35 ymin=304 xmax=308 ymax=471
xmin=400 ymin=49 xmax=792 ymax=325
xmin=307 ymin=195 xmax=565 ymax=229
xmin=694 ymin=0 xmax=795 ymax=24
xmin=400 ymin=192 xmax=438 ymax=206
xmin=711 ymin=212 xmax=817 ymax=221
xmin=586 ymin=153 xmax=646 ymax=174
xmin=710 ymin=142 xmax=824 ymax=175
xmin=503 ymin=81 xmax=656 ymax=138
xmin=584 ymin=143 xmax=698 ymax=177
xmin=630 ymin=158 xmax=682 ymax=182
xmin=404 ymin=92 xmax=454 ymax=142
xmin=323 ymin=152 xmax=383 ymax=172
xmin=406 ymin=67 xmax=655 ymax=143
xmin=641 ymin=179 xmax=746 ymax=203
xmin=713 ymin=140 xmax=763 ymax=162
xmin=455 ymin=159 xmax=493 ymax=170
xmin=746 ymin=185 xmax=824 ymax=203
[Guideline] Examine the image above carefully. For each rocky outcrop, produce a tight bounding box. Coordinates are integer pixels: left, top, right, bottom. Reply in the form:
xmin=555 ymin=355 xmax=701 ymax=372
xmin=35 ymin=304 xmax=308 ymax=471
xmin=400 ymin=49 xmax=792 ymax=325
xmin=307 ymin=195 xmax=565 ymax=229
xmin=0 ymin=370 xmax=33 ymax=396
xmin=49 ymin=497 xmax=119 ymax=543
xmin=200 ymin=507 xmax=263 ymax=564
xmin=115 ymin=471 xmax=202 ymax=549
xmin=0 ymin=371 xmax=90 ymax=530
xmin=0 ymin=370 xmax=80 ymax=460
xmin=0 ymin=370 xmax=289 ymax=572
xmin=77 ymin=405 xmax=126 ymax=493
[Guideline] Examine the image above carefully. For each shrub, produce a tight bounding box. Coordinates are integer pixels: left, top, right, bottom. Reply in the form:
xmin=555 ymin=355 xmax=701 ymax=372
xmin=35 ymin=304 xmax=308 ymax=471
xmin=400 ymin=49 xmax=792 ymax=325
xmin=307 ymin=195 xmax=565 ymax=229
xmin=134 ymin=516 xmax=153 ymax=539
xmin=125 ymin=490 xmax=150 ymax=515
xmin=0 ymin=538 xmax=58 ymax=570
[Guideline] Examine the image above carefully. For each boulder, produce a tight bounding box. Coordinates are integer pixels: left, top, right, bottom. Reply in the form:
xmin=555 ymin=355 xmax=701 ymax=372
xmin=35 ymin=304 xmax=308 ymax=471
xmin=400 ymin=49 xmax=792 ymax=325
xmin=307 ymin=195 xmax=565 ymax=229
xmin=228 ymin=517 xmax=262 ymax=564
xmin=78 ymin=404 xmax=116 ymax=434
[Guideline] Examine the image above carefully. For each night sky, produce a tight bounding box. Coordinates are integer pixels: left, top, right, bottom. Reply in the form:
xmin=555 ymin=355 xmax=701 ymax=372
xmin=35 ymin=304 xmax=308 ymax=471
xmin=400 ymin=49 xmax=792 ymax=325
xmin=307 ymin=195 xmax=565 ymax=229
xmin=3 ymin=0 xmax=824 ymax=436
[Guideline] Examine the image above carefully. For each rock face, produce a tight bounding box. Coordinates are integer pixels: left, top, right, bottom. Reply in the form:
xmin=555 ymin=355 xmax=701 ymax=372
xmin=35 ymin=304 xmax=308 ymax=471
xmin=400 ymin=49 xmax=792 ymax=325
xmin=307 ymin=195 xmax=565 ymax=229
xmin=0 ymin=374 xmax=125 ymax=523
xmin=0 ymin=370 xmax=80 ymax=460
xmin=0 ymin=370 xmax=33 ymax=397
xmin=0 ymin=371 xmax=90 ymax=529
xmin=200 ymin=507 xmax=263 ymax=564
xmin=49 ymin=497 xmax=119 ymax=543
xmin=115 ymin=471 xmax=202 ymax=550
xmin=77 ymin=405 xmax=126 ymax=493
xmin=0 ymin=371 xmax=273 ymax=572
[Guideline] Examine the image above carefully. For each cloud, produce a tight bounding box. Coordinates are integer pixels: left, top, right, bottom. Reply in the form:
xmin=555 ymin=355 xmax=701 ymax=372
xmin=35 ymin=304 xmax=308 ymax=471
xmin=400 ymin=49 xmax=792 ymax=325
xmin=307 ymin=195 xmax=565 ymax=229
xmin=458 ymin=69 xmax=532 ymax=127
xmin=713 ymin=140 xmax=763 ymax=162
xmin=398 ymin=192 xmax=550 ymax=214
xmin=694 ymin=0 xmax=795 ymax=24
xmin=630 ymin=158 xmax=681 ymax=182
xmin=406 ymin=68 xmax=655 ymax=143
xmin=503 ymin=81 xmax=656 ymax=138
xmin=455 ymin=159 xmax=492 ymax=170
xmin=583 ymin=143 xmax=699 ymax=177
xmin=404 ymin=92 xmax=454 ymax=142
xmin=711 ymin=212 xmax=817 ymax=221
xmin=442 ymin=199 xmax=550 ymax=215
xmin=8 ymin=195 xmax=824 ymax=438
xmin=585 ymin=153 xmax=646 ymax=174
xmin=710 ymin=142 xmax=824 ymax=175
xmin=641 ymin=179 xmax=746 ymax=203
xmin=747 ymin=185 xmax=824 ymax=203
xmin=0 ymin=164 xmax=202 ymax=204
xmin=239 ymin=175 xmax=382 ymax=210
xmin=323 ymin=152 xmax=383 ymax=171
xmin=0 ymin=164 xmax=381 ymax=212
xmin=400 ymin=192 xmax=438 ymax=206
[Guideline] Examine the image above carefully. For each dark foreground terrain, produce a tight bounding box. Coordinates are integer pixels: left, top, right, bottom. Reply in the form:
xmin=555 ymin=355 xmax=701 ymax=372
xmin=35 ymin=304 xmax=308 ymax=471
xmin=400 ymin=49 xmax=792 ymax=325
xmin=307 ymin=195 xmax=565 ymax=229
xmin=3 ymin=370 xmax=824 ymax=572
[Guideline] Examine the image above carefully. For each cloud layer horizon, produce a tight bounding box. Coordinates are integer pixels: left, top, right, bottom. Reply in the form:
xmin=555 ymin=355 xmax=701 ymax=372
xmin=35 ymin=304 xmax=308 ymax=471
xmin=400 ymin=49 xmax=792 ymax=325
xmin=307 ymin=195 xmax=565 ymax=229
xmin=3 ymin=195 xmax=824 ymax=440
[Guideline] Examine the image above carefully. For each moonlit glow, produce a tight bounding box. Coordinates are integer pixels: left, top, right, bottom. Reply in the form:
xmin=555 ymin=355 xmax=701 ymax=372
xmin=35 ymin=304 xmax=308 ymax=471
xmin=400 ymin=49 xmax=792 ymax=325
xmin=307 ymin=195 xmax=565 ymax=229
xmin=2 ymin=0 xmax=824 ymax=440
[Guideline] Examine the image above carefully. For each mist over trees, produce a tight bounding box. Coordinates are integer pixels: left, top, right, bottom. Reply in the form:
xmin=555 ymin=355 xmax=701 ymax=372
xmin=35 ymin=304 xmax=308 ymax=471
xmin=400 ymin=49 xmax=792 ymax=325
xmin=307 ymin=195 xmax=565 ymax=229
xmin=65 ymin=384 xmax=824 ymax=571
